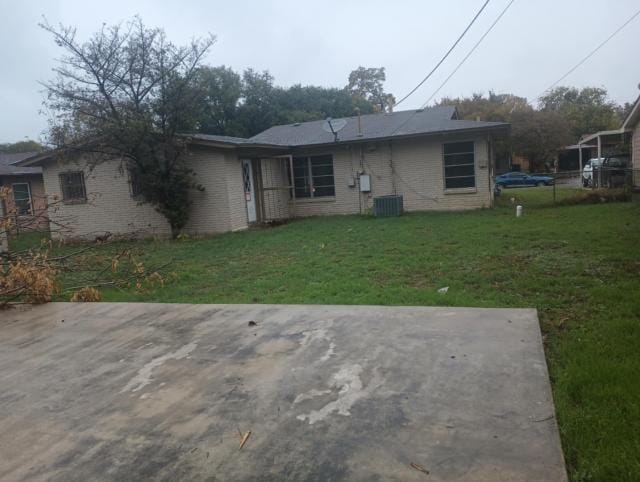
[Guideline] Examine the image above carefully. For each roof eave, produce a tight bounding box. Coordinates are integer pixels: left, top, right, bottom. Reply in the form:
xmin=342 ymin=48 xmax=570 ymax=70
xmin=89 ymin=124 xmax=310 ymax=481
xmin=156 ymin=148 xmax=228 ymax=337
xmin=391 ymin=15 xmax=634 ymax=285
xmin=579 ymin=128 xmax=630 ymax=144
xmin=284 ymin=123 xmax=510 ymax=149
xmin=186 ymin=137 xmax=285 ymax=150
xmin=622 ymin=95 xmax=640 ymax=130
xmin=13 ymin=152 xmax=54 ymax=167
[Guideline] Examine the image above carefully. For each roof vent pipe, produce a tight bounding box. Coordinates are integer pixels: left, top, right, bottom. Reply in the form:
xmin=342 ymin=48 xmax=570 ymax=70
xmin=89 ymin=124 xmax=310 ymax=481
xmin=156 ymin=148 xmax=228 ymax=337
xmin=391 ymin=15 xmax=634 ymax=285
xmin=356 ymin=107 xmax=363 ymax=137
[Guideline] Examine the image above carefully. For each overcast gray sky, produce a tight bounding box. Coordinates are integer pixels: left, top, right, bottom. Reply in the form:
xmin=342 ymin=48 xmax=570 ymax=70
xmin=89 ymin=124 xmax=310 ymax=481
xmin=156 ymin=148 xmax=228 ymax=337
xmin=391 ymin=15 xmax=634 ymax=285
xmin=1 ymin=0 xmax=639 ymax=143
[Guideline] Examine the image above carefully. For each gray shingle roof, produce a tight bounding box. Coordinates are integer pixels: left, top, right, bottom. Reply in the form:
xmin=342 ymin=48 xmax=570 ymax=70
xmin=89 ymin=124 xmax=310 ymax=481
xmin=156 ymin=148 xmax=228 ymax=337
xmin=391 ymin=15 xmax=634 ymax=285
xmin=187 ymin=134 xmax=256 ymax=145
xmin=248 ymin=106 xmax=508 ymax=147
xmin=0 ymin=152 xmax=43 ymax=176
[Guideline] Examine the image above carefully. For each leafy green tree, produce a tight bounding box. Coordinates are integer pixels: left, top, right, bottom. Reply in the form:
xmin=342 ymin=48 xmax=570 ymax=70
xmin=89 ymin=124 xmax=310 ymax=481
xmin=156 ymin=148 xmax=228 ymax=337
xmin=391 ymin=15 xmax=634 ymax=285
xmin=347 ymin=66 xmax=395 ymax=112
xmin=41 ymin=17 xmax=214 ymax=237
xmin=0 ymin=141 xmax=44 ymax=153
xmin=510 ymin=109 xmax=573 ymax=171
xmin=438 ymin=91 xmax=531 ymax=122
xmin=194 ymin=67 xmax=378 ymax=137
xmin=437 ymin=91 xmax=533 ymax=166
xmin=194 ymin=66 xmax=243 ymax=136
xmin=271 ymin=85 xmax=375 ymax=125
xmin=538 ymin=86 xmax=619 ymax=140
xmin=235 ymin=69 xmax=277 ymax=136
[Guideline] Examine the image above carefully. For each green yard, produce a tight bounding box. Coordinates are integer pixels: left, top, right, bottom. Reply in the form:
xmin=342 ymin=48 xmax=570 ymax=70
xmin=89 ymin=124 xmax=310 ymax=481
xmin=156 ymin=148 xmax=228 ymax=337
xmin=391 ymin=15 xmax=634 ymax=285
xmin=13 ymin=188 xmax=640 ymax=481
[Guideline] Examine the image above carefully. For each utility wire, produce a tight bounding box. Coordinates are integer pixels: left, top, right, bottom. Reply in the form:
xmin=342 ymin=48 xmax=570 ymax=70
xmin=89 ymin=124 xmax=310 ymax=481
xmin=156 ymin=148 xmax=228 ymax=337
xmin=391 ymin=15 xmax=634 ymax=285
xmin=421 ymin=0 xmax=516 ymax=108
xmin=387 ymin=0 xmax=515 ymax=138
xmin=393 ymin=0 xmax=491 ymax=108
xmin=538 ymin=7 xmax=640 ymax=98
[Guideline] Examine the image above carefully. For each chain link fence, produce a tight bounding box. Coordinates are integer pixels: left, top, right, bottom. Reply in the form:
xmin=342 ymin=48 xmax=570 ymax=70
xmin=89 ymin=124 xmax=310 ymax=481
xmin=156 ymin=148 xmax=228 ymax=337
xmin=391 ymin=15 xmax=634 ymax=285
xmin=495 ymin=168 xmax=640 ymax=208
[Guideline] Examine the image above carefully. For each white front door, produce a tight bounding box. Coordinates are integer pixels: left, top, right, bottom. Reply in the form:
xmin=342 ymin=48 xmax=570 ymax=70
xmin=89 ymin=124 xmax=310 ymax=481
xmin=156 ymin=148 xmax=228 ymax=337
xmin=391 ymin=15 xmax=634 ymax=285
xmin=242 ymin=160 xmax=257 ymax=223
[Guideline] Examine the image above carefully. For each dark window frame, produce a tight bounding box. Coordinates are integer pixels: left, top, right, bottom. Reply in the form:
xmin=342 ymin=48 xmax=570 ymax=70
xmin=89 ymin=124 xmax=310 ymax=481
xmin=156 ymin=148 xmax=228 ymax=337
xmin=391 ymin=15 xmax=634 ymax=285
xmin=290 ymin=154 xmax=336 ymax=199
xmin=443 ymin=141 xmax=476 ymax=190
xmin=128 ymin=168 xmax=144 ymax=198
xmin=11 ymin=182 xmax=32 ymax=215
xmin=59 ymin=171 xmax=87 ymax=203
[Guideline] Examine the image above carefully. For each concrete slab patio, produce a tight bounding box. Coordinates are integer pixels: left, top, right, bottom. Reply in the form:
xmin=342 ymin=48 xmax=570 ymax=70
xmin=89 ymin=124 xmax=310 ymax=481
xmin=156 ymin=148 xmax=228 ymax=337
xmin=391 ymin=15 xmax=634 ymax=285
xmin=0 ymin=303 xmax=566 ymax=481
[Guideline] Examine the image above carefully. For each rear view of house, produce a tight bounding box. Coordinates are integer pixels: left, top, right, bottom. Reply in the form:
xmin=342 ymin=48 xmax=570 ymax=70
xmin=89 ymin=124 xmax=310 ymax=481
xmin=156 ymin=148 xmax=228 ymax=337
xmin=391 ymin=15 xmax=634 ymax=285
xmin=19 ymin=106 xmax=508 ymax=240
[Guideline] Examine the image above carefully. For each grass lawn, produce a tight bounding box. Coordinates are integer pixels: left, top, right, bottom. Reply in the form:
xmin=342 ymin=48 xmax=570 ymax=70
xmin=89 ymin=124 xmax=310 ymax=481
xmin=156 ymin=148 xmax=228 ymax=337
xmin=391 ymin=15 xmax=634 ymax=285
xmin=12 ymin=188 xmax=640 ymax=481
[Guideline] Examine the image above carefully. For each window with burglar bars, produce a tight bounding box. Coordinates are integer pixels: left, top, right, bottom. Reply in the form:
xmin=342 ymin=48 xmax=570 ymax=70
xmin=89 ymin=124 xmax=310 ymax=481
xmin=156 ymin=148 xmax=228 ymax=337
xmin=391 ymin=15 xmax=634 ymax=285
xmin=11 ymin=182 xmax=32 ymax=215
xmin=129 ymin=169 xmax=144 ymax=197
xmin=290 ymin=155 xmax=335 ymax=198
xmin=443 ymin=141 xmax=476 ymax=189
xmin=59 ymin=171 xmax=87 ymax=202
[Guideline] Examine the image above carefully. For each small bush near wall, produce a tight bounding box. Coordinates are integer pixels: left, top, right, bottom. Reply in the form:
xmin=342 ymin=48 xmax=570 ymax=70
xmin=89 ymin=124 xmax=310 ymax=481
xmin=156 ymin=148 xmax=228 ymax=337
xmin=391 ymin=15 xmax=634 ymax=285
xmin=557 ymin=188 xmax=630 ymax=206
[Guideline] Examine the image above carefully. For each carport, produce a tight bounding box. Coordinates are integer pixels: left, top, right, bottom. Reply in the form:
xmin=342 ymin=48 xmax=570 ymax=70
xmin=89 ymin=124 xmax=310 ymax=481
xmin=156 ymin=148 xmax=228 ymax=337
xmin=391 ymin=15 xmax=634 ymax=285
xmin=0 ymin=303 xmax=566 ymax=481
xmin=577 ymin=128 xmax=631 ymax=170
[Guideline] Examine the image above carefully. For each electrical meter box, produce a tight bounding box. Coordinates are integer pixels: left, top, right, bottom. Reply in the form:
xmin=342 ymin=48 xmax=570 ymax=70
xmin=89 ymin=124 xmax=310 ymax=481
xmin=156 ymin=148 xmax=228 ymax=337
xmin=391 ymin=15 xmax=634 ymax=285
xmin=359 ymin=174 xmax=371 ymax=192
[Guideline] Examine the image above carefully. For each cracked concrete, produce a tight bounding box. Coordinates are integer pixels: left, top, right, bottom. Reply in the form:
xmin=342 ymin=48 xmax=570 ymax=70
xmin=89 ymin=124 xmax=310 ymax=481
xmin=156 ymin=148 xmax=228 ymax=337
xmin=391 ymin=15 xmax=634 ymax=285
xmin=0 ymin=303 xmax=566 ymax=481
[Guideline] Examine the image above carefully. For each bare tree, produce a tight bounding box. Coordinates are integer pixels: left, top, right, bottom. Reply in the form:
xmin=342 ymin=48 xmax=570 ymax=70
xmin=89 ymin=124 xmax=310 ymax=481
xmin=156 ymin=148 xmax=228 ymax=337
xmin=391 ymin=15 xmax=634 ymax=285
xmin=41 ymin=17 xmax=216 ymax=237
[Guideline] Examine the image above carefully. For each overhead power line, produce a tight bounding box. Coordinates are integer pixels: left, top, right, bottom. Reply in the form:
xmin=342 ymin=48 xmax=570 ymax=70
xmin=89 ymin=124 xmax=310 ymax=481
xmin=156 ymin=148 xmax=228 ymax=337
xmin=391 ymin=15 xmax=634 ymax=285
xmin=421 ymin=0 xmax=516 ymax=108
xmin=387 ymin=0 xmax=515 ymax=138
xmin=538 ymin=7 xmax=640 ymax=98
xmin=393 ymin=0 xmax=491 ymax=108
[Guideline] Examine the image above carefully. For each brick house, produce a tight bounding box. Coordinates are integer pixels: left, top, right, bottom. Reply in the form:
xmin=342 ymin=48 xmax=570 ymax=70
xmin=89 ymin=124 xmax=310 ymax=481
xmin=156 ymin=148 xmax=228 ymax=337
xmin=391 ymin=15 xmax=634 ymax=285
xmin=0 ymin=152 xmax=49 ymax=233
xmin=622 ymin=94 xmax=640 ymax=185
xmin=19 ymin=106 xmax=508 ymax=239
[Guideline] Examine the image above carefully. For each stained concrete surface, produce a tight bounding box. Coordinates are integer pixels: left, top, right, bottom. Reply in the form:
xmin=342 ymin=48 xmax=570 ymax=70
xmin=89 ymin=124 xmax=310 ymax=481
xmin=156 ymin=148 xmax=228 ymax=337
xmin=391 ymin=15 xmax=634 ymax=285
xmin=0 ymin=303 xmax=566 ymax=481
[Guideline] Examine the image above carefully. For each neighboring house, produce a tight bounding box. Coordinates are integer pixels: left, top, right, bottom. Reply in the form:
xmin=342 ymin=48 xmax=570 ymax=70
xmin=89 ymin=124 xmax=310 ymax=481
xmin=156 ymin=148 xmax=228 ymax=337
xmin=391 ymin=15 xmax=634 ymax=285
xmin=0 ymin=152 xmax=49 ymax=232
xmin=19 ymin=106 xmax=508 ymax=240
xmin=621 ymin=94 xmax=640 ymax=185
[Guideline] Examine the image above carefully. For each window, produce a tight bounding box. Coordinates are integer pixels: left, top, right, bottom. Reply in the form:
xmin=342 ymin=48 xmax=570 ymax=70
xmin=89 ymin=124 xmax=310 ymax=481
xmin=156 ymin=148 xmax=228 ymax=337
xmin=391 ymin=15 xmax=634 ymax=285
xmin=12 ymin=183 xmax=32 ymax=215
xmin=443 ymin=141 xmax=476 ymax=189
xmin=129 ymin=169 xmax=143 ymax=197
xmin=59 ymin=171 xmax=86 ymax=202
xmin=290 ymin=155 xmax=335 ymax=198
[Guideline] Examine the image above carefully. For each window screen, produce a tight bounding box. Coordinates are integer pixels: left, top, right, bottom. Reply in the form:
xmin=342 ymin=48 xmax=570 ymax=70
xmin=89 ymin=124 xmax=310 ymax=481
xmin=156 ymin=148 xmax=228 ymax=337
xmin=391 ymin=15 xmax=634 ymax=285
xmin=129 ymin=169 xmax=143 ymax=197
xmin=291 ymin=155 xmax=335 ymax=198
xmin=443 ymin=141 xmax=475 ymax=189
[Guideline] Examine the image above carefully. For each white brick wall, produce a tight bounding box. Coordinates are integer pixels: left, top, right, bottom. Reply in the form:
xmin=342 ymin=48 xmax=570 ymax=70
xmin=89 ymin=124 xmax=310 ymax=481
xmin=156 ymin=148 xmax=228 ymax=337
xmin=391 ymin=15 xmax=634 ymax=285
xmin=43 ymin=148 xmax=249 ymax=240
xmin=41 ymin=134 xmax=494 ymax=240
xmin=226 ymin=154 xmax=250 ymax=231
xmin=183 ymin=147 xmax=248 ymax=234
xmin=394 ymin=134 xmax=492 ymax=211
xmin=289 ymin=133 xmax=492 ymax=217
xmin=43 ymin=158 xmax=171 ymax=240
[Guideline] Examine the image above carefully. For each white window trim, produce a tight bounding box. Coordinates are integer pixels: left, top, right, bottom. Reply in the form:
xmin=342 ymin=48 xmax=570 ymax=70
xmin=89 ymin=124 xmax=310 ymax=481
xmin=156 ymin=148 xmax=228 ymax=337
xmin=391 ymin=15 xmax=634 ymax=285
xmin=11 ymin=182 xmax=33 ymax=215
